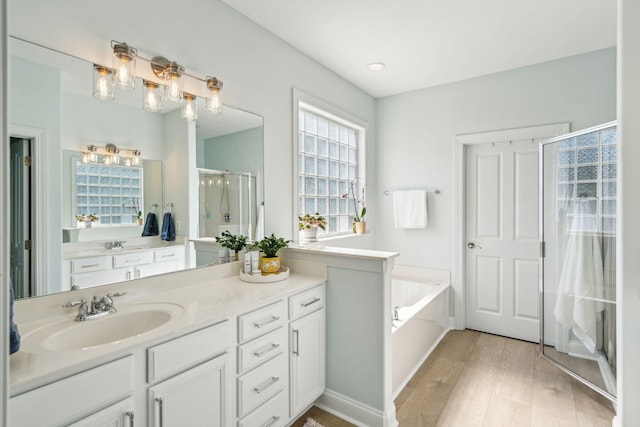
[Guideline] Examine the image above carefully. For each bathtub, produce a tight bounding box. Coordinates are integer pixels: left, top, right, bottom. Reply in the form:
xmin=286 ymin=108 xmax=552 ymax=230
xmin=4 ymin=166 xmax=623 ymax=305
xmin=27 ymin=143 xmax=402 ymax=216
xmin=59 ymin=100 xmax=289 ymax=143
xmin=392 ymin=266 xmax=451 ymax=397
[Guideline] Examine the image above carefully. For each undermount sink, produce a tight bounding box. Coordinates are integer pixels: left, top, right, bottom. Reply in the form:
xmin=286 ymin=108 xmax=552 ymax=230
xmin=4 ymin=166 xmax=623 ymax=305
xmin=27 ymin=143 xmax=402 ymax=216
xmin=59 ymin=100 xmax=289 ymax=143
xmin=22 ymin=303 xmax=184 ymax=352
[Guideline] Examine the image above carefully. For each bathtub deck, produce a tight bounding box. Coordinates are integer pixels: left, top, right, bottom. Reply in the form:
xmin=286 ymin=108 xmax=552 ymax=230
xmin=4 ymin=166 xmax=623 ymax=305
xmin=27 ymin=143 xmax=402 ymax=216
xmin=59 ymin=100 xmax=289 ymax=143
xmin=293 ymin=330 xmax=615 ymax=426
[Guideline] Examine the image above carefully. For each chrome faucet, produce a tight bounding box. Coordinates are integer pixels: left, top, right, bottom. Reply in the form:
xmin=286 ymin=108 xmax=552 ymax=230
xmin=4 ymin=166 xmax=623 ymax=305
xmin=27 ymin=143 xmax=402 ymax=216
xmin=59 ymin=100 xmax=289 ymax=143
xmin=105 ymin=240 xmax=126 ymax=250
xmin=63 ymin=292 xmax=126 ymax=321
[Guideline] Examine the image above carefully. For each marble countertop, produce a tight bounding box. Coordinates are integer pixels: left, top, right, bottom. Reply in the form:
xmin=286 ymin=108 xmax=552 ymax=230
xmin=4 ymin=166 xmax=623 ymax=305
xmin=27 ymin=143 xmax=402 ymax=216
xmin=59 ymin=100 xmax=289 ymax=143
xmin=10 ymin=260 xmax=326 ymax=394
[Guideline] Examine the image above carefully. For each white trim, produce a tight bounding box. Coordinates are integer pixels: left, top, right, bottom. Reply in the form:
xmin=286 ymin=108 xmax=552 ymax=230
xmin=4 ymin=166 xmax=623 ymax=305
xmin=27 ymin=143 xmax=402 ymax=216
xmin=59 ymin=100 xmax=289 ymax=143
xmin=453 ymin=123 xmax=570 ymax=331
xmin=316 ymin=388 xmax=397 ymax=427
xmin=1 ymin=1 xmax=8 ymax=422
xmin=9 ymin=124 xmax=48 ymax=297
xmin=291 ymin=88 xmax=368 ymax=241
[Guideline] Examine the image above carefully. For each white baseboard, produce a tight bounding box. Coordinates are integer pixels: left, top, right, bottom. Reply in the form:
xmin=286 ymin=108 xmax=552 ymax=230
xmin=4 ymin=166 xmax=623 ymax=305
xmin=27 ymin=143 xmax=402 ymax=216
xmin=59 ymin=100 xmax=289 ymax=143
xmin=316 ymin=389 xmax=397 ymax=427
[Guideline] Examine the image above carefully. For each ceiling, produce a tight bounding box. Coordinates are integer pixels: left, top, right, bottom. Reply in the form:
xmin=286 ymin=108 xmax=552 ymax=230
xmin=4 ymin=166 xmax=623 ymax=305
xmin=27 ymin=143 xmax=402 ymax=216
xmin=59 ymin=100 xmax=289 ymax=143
xmin=221 ymin=0 xmax=617 ymax=98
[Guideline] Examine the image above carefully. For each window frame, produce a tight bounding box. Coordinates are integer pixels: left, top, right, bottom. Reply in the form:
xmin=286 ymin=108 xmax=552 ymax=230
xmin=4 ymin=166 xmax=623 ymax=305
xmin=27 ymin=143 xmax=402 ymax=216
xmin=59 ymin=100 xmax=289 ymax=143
xmin=292 ymin=89 xmax=367 ymax=240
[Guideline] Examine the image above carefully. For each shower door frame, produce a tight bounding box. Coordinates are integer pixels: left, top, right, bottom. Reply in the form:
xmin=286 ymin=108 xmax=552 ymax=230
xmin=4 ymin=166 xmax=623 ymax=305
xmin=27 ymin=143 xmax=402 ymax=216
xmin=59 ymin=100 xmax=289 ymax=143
xmin=538 ymin=120 xmax=617 ymax=403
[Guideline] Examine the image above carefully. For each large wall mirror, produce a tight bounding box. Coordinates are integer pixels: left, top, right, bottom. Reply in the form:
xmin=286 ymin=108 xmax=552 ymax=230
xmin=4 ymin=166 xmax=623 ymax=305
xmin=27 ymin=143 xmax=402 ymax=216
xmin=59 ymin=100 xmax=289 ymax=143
xmin=8 ymin=37 xmax=264 ymax=299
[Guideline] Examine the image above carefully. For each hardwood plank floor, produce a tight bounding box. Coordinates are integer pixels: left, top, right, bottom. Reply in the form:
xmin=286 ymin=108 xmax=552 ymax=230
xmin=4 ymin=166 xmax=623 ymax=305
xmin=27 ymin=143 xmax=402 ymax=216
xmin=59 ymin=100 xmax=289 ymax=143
xmin=293 ymin=330 xmax=615 ymax=427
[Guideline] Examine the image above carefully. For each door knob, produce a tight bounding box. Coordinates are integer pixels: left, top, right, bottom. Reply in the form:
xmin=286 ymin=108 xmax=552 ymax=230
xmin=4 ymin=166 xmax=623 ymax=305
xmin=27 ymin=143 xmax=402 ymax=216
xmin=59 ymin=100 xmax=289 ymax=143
xmin=467 ymin=242 xmax=482 ymax=249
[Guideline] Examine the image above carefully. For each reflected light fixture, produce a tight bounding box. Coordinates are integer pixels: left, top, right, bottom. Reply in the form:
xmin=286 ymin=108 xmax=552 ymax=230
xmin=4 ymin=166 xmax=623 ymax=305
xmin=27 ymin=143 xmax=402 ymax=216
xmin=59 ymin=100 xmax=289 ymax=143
xmin=205 ymin=77 xmax=223 ymax=114
xmin=92 ymin=65 xmax=115 ymax=101
xmin=82 ymin=144 xmax=141 ymax=167
xmin=142 ymin=80 xmax=162 ymax=112
xmin=112 ymin=41 xmax=137 ymax=90
xmin=181 ymin=93 xmax=197 ymax=121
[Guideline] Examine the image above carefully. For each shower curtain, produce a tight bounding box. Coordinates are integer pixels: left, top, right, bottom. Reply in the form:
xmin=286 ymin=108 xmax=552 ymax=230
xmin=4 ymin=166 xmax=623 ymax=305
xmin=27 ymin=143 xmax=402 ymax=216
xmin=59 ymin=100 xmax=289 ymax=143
xmin=554 ymin=199 xmax=604 ymax=353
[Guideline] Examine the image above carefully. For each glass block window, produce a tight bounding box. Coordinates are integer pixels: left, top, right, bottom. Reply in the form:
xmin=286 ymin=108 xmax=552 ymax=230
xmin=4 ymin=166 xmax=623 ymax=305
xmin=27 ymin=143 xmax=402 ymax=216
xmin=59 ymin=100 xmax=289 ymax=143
xmin=75 ymin=162 xmax=143 ymax=225
xmin=557 ymin=125 xmax=616 ymax=234
xmin=298 ymin=107 xmax=362 ymax=236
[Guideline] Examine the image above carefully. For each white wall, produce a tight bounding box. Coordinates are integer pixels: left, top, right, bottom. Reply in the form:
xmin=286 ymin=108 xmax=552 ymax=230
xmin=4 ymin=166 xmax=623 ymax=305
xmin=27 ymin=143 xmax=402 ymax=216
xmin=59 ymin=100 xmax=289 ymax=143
xmin=7 ymin=0 xmax=377 ymax=242
xmin=617 ymin=0 xmax=640 ymax=424
xmin=375 ymin=48 xmax=616 ymax=269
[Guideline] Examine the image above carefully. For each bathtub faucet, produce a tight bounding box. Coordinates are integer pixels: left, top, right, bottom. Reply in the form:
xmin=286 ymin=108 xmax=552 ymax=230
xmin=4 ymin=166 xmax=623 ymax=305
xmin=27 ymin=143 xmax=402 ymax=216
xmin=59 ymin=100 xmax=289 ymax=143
xmin=393 ymin=306 xmax=399 ymax=321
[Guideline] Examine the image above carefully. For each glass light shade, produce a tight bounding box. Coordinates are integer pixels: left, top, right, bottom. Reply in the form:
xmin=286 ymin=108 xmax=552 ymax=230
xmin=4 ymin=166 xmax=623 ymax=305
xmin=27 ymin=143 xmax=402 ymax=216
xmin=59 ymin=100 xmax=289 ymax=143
xmin=163 ymin=62 xmax=184 ymax=104
xmin=112 ymin=42 xmax=137 ymax=90
xmin=205 ymin=77 xmax=223 ymax=114
xmin=143 ymin=80 xmax=162 ymax=112
xmin=181 ymin=94 xmax=197 ymax=121
xmin=92 ymin=65 xmax=115 ymax=101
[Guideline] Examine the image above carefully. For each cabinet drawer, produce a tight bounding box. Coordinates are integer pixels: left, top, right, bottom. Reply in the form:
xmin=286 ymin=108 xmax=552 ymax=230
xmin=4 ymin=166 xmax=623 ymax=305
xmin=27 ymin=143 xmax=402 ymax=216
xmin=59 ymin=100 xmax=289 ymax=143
xmin=238 ymin=389 xmax=288 ymax=427
xmin=238 ymin=300 xmax=287 ymax=343
xmin=113 ymin=250 xmax=153 ymax=268
xmin=289 ymin=285 xmax=324 ymax=320
xmin=70 ymin=255 xmax=112 ymax=273
xmin=154 ymin=246 xmax=185 ymax=262
xmin=9 ymin=356 xmax=133 ymax=427
xmin=237 ymin=353 xmax=287 ymax=417
xmin=70 ymin=268 xmax=131 ymax=289
xmin=238 ymin=327 xmax=287 ymax=374
xmin=148 ymin=321 xmax=231 ymax=382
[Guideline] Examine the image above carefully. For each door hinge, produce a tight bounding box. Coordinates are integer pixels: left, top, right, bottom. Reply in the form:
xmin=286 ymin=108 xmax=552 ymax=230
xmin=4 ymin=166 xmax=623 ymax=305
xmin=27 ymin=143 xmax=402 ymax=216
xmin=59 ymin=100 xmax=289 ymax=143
xmin=540 ymin=241 xmax=546 ymax=258
xmin=24 ymin=240 xmax=32 ymax=250
xmin=24 ymin=155 xmax=31 ymax=167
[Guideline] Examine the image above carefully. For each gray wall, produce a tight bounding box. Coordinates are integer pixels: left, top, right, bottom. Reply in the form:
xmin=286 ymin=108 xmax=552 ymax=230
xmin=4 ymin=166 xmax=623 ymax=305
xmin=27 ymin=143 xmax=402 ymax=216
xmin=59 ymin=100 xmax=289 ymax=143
xmin=375 ymin=47 xmax=616 ymax=269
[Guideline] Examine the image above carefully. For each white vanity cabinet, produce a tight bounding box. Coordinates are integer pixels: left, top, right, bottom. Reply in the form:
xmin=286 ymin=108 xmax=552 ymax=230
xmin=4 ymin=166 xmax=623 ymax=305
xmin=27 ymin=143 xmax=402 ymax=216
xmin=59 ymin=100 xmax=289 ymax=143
xmin=9 ymin=356 xmax=134 ymax=427
xmin=146 ymin=320 xmax=233 ymax=427
xmin=289 ymin=286 xmax=326 ymax=417
xmin=67 ymin=397 xmax=135 ymax=427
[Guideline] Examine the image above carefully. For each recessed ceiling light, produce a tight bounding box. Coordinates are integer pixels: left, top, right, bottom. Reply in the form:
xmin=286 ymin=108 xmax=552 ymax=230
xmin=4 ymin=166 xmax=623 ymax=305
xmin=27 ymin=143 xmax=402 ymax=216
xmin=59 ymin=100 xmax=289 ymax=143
xmin=367 ymin=62 xmax=386 ymax=72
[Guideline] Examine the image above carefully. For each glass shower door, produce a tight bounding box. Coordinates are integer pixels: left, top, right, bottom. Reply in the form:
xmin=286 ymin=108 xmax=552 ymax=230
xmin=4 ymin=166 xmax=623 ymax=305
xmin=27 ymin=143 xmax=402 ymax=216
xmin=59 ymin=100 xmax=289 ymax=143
xmin=540 ymin=122 xmax=617 ymax=402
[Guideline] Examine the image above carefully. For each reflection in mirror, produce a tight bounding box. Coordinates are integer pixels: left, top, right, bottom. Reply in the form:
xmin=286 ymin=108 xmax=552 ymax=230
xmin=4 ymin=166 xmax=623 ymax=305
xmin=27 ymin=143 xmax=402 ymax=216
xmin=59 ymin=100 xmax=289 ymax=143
xmin=8 ymin=37 xmax=264 ymax=299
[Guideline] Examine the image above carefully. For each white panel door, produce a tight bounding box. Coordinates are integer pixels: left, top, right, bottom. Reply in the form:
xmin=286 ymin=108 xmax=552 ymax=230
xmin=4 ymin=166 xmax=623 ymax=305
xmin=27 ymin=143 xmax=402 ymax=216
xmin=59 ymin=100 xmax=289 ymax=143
xmin=466 ymin=140 xmax=540 ymax=341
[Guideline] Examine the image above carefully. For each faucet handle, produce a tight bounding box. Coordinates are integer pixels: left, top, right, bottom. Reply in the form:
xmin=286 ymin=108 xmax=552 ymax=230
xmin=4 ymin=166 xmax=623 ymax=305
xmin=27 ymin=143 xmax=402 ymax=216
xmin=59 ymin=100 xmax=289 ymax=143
xmin=107 ymin=291 xmax=126 ymax=298
xmin=62 ymin=299 xmax=86 ymax=308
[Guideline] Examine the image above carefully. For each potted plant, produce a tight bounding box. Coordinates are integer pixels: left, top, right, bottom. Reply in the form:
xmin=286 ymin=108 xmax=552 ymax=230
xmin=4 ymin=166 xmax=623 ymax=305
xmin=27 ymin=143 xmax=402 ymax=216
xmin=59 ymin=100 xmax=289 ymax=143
xmin=350 ymin=181 xmax=367 ymax=234
xmin=76 ymin=213 xmax=99 ymax=228
xmin=137 ymin=210 xmax=143 ymax=225
xmin=298 ymin=212 xmax=326 ymax=242
xmin=256 ymin=233 xmax=290 ymax=275
xmin=215 ymin=230 xmax=248 ymax=261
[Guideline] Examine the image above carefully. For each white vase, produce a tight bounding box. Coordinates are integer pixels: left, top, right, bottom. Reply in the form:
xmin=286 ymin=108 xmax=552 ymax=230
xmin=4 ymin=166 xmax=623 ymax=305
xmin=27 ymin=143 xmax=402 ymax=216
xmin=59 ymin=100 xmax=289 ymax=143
xmin=302 ymin=227 xmax=318 ymax=242
xmin=84 ymin=220 xmax=92 ymax=228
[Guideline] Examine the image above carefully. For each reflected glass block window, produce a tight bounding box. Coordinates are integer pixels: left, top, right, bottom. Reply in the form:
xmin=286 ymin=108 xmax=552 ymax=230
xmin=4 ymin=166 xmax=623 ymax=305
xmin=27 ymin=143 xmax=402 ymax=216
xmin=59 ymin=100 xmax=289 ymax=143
xmin=557 ymin=125 xmax=616 ymax=234
xmin=75 ymin=162 xmax=143 ymax=225
xmin=298 ymin=107 xmax=362 ymax=235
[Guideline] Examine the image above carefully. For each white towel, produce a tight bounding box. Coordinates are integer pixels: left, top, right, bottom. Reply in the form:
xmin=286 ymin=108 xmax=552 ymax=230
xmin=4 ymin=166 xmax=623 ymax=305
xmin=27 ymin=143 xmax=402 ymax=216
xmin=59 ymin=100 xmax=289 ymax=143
xmin=554 ymin=201 xmax=604 ymax=353
xmin=393 ymin=190 xmax=428 ymax=229
xmin=254 ymin=203 xmax=265 ymax=241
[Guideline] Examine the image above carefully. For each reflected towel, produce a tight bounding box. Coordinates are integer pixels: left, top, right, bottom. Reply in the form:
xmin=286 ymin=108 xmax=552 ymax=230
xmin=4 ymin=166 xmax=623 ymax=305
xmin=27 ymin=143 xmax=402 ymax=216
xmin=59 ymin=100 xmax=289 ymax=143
xmin=393 ymin=190 xmax=428 ymax=229
xmin=254 ymin=203 xmax=265 ymax=241
xmin=141 ymin=212 xmax=159 ymax=237
xmin=10 ymin=284 xmax=20 ymax=354
xmin=554 ymin=201 xmax=604 ymax=353
xmin=161 ymin=212 xmax=176 ymax=241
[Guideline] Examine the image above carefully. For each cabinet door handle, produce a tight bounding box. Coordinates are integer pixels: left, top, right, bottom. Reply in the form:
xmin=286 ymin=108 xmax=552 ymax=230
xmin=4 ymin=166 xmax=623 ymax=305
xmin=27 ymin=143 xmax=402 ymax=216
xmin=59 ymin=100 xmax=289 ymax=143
xmin=254 ymin=376 xmax=280 ymax=394
xmin=293 ymin=329 xmax=300 ymax=356
xmin=81 ymin=263 xmax=100 ymax=269
xmin=262 ymin=415 xmax=281 ymax=427
xmin=160 ymin=253 xmax=176 ymax=258
xmin=155 ymin=397 xmax=164 ymax=427
xmin=254 ymin=343 xmax=280 ymax=357
xmin=254 ymin=315 xmax=280 ymax=329
xmin=301 ymin=297 xmax=321 ymax=308
xmin=126 ymin=271 xmax=132 ymax=280
xmin=125 ymin=411 xmax=135 ymax=427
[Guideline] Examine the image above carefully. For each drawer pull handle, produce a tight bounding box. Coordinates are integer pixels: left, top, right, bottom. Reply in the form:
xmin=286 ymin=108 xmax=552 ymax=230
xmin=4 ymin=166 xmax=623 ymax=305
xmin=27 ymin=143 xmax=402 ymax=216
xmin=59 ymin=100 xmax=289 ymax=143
xmin=263 ymin=415 xmax=281 ymax=427
xmin=254 ymin=315 xmax=280 ymax=329
xmin=254 ymin=343 xmax=280 ymax=357
xmin=254 ymin=376 xmax=280 ymax=393
xmin=301 ymin=297 xmax=321 ymax=308
xmin=80 ymin=263 xmax=100 ymax=268
xmin=293 ymin=329 xmax=300 ymax=356
xmin=155 ymin=397 xmax=165 ymax=427
xmin=126 ymin=258 xmax=141 ymax=263
xmin=161 ymin=253 xmax=176 ymax=258
xmin=125 ymin=411 xmax=135 ymax=427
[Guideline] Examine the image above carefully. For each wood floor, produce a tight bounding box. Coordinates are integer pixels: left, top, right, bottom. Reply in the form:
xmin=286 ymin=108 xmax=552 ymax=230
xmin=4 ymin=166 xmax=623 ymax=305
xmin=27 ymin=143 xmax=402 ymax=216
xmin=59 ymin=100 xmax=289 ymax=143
xmin=294 ymin=329 xmax=615 ymax=427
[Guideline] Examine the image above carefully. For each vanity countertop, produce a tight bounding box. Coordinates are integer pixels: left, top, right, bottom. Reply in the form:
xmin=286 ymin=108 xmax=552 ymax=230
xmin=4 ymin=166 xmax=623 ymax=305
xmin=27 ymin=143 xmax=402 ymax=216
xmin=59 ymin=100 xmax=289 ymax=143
xmin=10 ymin=260 xmax=326 ymax=394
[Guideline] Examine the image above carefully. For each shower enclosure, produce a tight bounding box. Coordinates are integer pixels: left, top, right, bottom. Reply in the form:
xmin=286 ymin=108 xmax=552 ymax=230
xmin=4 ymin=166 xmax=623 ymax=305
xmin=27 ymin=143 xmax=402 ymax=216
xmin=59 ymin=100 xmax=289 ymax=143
xmin=540 ymin=122 xmax=617 ymax=402
xmin=198 ymin=169 xmax=257 ymax=240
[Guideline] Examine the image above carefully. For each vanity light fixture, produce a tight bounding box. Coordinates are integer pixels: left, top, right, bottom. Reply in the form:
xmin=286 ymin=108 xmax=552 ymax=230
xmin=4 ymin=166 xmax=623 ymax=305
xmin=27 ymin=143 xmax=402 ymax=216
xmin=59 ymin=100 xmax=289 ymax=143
xmin=82 ymin=144 xmax=141 ymax=167
xmin=142 ymin=80 xmax=162 ymax=112
xmin=151 ymin=56 xmax=185 ymax=104
xmin=205 ymin=77 xmax=223 ymax=114
xmin=92 ymin=65 xmax=115 ymax=101
xmin=181 ymin=93 xmax=198 ymax=121
xmin=112 ymin=41 xmax=137 ymax=90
